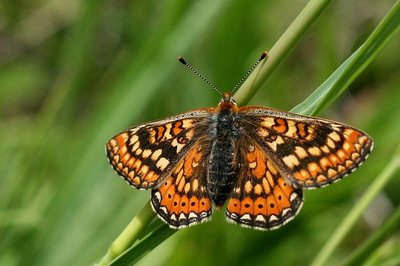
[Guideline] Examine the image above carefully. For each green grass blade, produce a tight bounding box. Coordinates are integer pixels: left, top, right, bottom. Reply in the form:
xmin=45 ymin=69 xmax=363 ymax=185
xmin=342 ymin=205 xmax=400 ymax=266
xmin=110 ymin=224 xmax=175 ymax=266
xmin=235 ymin=0 xmax=332 ymax=105
xmin=310 ymin=144 xmax=400 ymax=266
xmin=97 ymin=201 xmax=156 ymax=266
xmin=292 ymin=0 xmax=400 ymax=115
xmin=290 ymin=50 xmax=359 ymax=115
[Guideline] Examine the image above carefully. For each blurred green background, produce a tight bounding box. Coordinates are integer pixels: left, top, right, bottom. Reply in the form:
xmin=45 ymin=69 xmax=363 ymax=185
xmin=1 ymin=0 xmax=399 ymax=265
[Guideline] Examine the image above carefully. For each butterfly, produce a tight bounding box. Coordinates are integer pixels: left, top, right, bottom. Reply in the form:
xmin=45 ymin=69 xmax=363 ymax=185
xmin=106 ymin=53 xmax=373 ymax=230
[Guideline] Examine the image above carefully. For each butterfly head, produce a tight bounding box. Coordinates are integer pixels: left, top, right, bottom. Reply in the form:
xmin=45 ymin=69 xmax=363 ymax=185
xmin=218 ymin=92 xmax=238 ymax=111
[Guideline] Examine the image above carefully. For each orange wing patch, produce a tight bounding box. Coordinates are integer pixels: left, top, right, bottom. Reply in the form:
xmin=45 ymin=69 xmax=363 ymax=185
xmin=226 ymin=143 xmax=303 ymax=230
xmin=151 ymin=143 xmax=212 ymax=229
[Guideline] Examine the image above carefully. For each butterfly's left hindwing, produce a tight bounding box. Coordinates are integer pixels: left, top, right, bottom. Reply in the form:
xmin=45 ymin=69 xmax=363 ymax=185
xmin=106 ymin=109 xmax=212 ymax=189
xmin=226 ymin=139 xmax=303 ymax=230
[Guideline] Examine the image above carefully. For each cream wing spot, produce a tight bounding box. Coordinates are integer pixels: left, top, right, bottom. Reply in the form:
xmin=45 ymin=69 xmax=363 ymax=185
xmin=328 ymin=169 xmax=338 ymax=178
xmin=286 ymin=120 xmax=297 ymax=137
xmin=261 ymin=117 xmax=275 ymax=127
xmin=321 ymin=145 xmax=330 ymax=154
xmin=162 ymin=123 xmax=172 ymax=141
xmin=131 ymin=141 xmax=140 ymax=152
xmin=249 ymin=161 xmax=257 ymax=168
xmin=294 ymin=146 xmax=308 ymax=159
xmin=267 ymin=141 xmax=278 ymax=151
xmin=151 ymin=149 xmax=162 ymax=161
xmin=156 ymin=157 xmax=169 ymax=171
xmin=327 ymin=137 xmax=336 ymax=149
xmin=189 ymin=212 xmax=197 ymax=219
xmin=248 ymin=144 xmax=255 ymax=152
xmin=244 ymin=181 xmax=253 ymax=193
xmin=337 ymin=165 xmax=346 ymax=173
xmin=354 ymin=144 xmax=362 ymax=152
xmin=329 ymin=131 xmax=341 ymax=142
xmin=254 ymin=184 xmax=263 ymax=195
xmin=281 ymin=208 xmax=290 ymax=217
xmin=255 ymin=215 xmax=266 ymax=223
xmin=276 ymin=136 xmax=285 ymax=145
xmin=139 ymin=165 xmax=149 ymax=175
xmin=171 ymin=138 xmax=185 ymax=153
xmin=269 ymin=215 xmax=278 ymax=222
xmin=282 ymin=154 xmax=300 ymax=169
xmin=184 ymin=183 xmax=191 ymax=193
xmin=316 ymin=175 xmax=328 ymax=184
xmin=267 ymin=161 xmax=278 ymax=175
xmin=142 ymin=149 xmax=152 ymax=159
xmin=308 ymin=146 xmax=322 ymax=156
xmin=192 ymin=179 xmax=199 ymax=192
xmin=262 ymin=177 xmax=271 ymax=195
xmin=258 ymin=128 xmax=270 ymax=137
xmin=129 ymin=134 xmax=139 ymax=144
xmin=135 ymin=148 xmax=143 ymax=155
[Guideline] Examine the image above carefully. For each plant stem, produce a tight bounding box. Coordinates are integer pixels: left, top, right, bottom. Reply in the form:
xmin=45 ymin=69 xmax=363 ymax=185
xmin=97 ymin=201 xmax=155 ymax=266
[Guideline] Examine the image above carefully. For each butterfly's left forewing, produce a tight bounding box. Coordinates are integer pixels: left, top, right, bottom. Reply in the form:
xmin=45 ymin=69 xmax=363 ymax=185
xmin=239 ymin=106 xmax=373 ymax=189
xmin=106 ymin=109 xmax=212 ymax=189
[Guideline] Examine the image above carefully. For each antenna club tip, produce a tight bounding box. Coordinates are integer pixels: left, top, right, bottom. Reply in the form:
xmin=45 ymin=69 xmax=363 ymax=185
xmin=260 ymin=51 xmax=268 ymax=60
xmin=178 ymin=56 xmax=187 ymax=65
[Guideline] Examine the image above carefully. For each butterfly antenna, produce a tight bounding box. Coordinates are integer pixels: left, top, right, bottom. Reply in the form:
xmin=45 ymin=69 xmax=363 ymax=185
xmin=178 ymin=57 xmax=223 ymax=96
xmin=231 ymin=51 xmax=268 ymax=94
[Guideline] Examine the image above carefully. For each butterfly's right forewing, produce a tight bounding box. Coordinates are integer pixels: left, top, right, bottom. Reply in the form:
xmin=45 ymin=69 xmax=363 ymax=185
xmin=106 ymin=109 xmax=212 ymax=189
